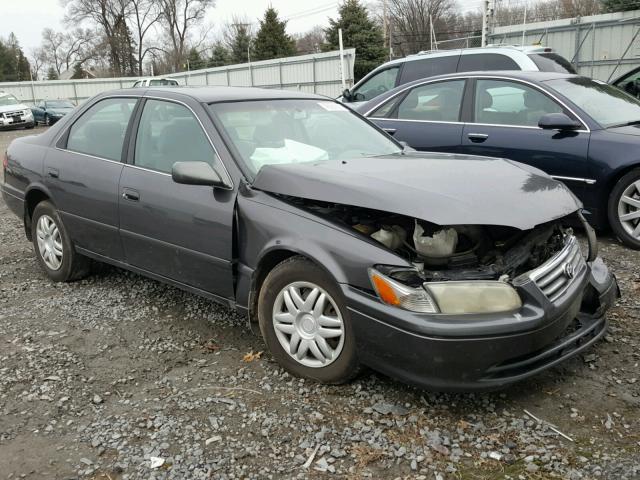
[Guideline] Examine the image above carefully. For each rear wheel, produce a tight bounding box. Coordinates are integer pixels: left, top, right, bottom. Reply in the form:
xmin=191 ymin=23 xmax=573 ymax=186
xmin=31 ymin=201 xmax=91 ymax=281
xmin=258 ymin=256 xmax=359 ymax=384
xmin=608 ymin=168 xmax=640 ymax=249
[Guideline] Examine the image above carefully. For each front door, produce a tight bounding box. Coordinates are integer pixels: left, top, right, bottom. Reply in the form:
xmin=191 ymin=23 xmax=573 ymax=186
xmin=118 ymin=98 xmax=235 ymax=298
xmin=368 ymin=79 xmax=466 ymax=152
xmin=459 ymin=78 xmax=591 ymax=199
xmin=45 ymin=97 xmax=138 ymax=261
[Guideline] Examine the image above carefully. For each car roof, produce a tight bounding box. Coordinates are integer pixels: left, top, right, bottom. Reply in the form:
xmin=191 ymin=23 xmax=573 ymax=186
xmin=406 ymin=69 xmax=578 ymax=85
xmin=122 ymin=85 xmax=326 ymax=103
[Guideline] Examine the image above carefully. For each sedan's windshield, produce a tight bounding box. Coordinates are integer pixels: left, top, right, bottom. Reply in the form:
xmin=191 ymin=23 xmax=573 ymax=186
xmin=547 ymin=77 xmax=640 ymax=128
xmin=0 ymin=94 xmax=20 ymax=107
xmin=209 ymin=99 xmax=402 ymax=175
xmin=47 ymin=100 xmax=74 ymax=108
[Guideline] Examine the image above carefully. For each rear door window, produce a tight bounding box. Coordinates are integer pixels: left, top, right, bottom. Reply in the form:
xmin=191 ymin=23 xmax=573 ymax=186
xmin=394 ymin=80 xmax=466 ymax=122
xmin=66 ymin=98 xmax=137 ymax=161
xmin=398 ymin=55 xmax=459 ymax=84
xmin=457 ymin=53 xmax=519 ymax=72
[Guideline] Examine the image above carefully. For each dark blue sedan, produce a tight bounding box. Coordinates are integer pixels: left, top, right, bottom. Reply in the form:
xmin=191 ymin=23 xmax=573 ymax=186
xmin=358 ymin=71 xmax=640 ymax=249
xmin=31 ymin=99 xmax=75 ymax=126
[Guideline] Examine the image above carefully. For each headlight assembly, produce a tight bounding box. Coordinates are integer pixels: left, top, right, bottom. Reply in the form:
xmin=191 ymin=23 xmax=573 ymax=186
xmin=369 ymin=268 xmax=522 ymax=315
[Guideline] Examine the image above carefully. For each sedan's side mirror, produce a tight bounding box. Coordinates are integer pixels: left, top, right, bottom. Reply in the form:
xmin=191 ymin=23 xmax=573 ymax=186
xmin=342 ymin=88 xmax=352 ymax=102
xmin=172 ymin=161 xmax=227 ymax=188
xmin=538 ymin=113 xmax=582 ymax=131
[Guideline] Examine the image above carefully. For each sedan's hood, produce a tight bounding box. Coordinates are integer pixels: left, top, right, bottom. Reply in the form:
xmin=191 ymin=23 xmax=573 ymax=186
xmin=252 ymin=153 xmax=580 ymax=230
xmin=47 ymin=108 xmax=73 ymax=116
xmin=0 ymin=103 xmax=28 ymax=114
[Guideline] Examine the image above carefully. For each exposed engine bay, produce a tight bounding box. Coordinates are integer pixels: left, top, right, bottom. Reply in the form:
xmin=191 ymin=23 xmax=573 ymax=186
xmin=284 ymin=196 xmax=571 ymax=286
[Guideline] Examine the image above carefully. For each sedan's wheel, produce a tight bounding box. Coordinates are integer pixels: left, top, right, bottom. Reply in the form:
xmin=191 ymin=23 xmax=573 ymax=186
xmin=609 ymin=168 xmax=640 ymax=249
xmin=31 ymin=201 xmax=91 ymax=282
xmin=44 ymin=114 xmax=50 ymax=126
xmin=258 ymin=256 xmax=358 ymax=383
xmin=36 ymin=214 xmax=63 ymax=270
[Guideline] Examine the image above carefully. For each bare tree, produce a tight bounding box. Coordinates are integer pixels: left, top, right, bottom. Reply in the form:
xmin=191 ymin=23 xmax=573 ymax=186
xmin=128 ymin=0 xmax=163 ymax=75
xmin=159 ymin=0 xmax=215 ymax=72
xmin=388 ymin=0 xmax=456 ymax=55
xmin=295 ymin=26 xmax=325 ymax=54
xmin=39 ymin=27 xmax=98 ymax=76
xmin=63 ymin=0 xmax=136 ymax=76
xmin=30 ymin=48 xmax=46 ymax=80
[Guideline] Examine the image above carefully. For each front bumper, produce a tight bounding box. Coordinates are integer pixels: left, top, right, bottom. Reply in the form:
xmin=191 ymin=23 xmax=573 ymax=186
xmin=344 ymin=257 xmax=618 ymax=391
xmin=0 ymin=112 xmax=34 ymax=129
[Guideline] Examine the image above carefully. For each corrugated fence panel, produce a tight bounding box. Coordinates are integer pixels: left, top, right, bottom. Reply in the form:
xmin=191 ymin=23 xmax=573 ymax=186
xmin=489 ymin=10 xmax=640 ymax=82
xmin=0 ymin=49 xmax=355 ymax=105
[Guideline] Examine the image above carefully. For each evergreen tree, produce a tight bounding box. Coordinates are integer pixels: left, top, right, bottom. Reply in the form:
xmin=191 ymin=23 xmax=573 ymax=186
xmin=0 ymin=33 xmax=32 ymax=82
xmin=47 ymin=66 xmax=59 ymax=80
xmin=323 ymin=0 xmax=385 ymax=81
xmin=225 ymin=23 xmax=252 ymax=64
xmin=252 ymin=7 xmax=296 ymax=61
xmin=209 ymin=42 xmax=231 ymax=67
xmin=601 ymin=0 xmax=638 ymax=12
xmin=186 ymin=47 xmax=206 ymax=70
xmin=71 ymin=62 xmax=84 ymax=79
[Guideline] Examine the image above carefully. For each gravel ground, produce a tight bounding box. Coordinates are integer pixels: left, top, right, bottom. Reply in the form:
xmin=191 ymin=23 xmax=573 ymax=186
xmin=1 ymin=127 xmax=639 ymax=480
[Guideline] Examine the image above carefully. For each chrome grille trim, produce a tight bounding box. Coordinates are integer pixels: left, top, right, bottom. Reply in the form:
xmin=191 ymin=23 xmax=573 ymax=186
xmin=2 ymin=110 xmax=24 ymax=118
xmin=528 ymin=235 xmax=585 ymax=302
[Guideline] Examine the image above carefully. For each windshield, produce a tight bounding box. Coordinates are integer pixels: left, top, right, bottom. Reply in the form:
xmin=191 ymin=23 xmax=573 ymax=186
xmin=209 ymin=99 xmax=402 ymax=176
xmin=0 ymin=94 xmax=20 ymax=107
xmin=547 ymin=77 xmax=640 ymax=128
xmin=149 ymin=79 xmax=178 ymax=86
xmin=47 ymin=100 xmax=74 ymax=108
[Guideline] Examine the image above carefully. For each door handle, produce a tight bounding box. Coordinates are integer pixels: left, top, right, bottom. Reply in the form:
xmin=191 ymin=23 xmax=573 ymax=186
xmin=122 ymin=188 xmax=140 ymax=201
xmin=46 ymin=167 xmax=59 ymax=178
xmin=383 ymin=128 xmax=397 ymax=135
xmin=467 ymin=133 xmax=489 ymax=143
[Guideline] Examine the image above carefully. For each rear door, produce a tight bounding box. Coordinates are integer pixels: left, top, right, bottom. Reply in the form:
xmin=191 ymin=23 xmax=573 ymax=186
xmin=367 ymin=79 xmax=466 ymax=152
xmin=459 ymin=78 xmax=591 ymax=198
xmin=118 ymin=97 xmax=236 ymax=298
xmin=45 ymin=96 xmax=138 ymax=260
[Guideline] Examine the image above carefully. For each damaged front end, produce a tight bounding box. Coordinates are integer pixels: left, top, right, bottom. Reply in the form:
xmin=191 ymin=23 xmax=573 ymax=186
xmin=283 ymin=196 xmax=595 ymax=315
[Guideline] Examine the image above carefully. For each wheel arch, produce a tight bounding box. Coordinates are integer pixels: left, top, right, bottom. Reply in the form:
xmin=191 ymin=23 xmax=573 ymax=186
xmin=23 ymin=185 xmax=56 ymax=241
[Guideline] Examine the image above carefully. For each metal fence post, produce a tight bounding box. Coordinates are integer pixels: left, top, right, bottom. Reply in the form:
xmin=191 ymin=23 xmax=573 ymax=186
xmin=312 ymin=57 xmax=316 ymax=93
xmin=72 ymin=82 xmax=78 ymax=104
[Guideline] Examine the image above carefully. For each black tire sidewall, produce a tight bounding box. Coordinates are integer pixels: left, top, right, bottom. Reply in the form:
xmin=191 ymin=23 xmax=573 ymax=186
xmin=258 ymin=257 xmax=358 ymax=384
xmin=31 ymin=201 xmax=77 ymax=281
xmin=608 ymin=169 xmax=640 ymax=250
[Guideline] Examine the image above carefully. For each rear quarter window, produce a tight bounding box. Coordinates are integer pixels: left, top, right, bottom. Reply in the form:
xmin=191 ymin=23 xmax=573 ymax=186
xmin=457 ymin=53 xmax=519 ymax=72
xmin=529 ymin=53 xmax=577 ymax=74
xmin=398 ymin=55 xmax=459 ymax=84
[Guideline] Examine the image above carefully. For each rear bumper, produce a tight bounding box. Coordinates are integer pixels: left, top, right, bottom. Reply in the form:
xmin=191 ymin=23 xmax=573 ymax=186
xmin=344 ymin=258 xmax=618 ymax=391
xmin=1 ymin=182 xmax=24 ymax=219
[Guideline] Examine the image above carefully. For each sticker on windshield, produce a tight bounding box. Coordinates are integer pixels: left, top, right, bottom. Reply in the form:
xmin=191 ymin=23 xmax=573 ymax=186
xmin=317 ymin=101 xmax=347 ymax=111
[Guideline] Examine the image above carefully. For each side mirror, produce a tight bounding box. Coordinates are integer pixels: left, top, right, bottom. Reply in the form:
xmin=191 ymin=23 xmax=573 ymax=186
xmin=538 ymin=113 xmax=582 ymax=131
xmin=342 ymin=88 xmax=352 ymax=102
xmin=172 ymin=161 xmax=227 ymax=188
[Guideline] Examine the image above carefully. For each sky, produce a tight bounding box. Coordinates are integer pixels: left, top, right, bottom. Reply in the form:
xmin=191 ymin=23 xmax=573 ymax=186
xmin=0 ymin=0 xmax=341 ymax=54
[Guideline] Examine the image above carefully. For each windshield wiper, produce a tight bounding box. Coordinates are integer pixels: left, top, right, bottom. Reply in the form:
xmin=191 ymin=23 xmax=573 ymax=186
xmin=608 ymin=119 xmax=640 ymax=128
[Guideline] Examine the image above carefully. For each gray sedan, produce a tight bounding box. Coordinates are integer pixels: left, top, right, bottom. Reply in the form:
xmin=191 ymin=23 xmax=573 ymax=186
xmin=1 ymin=86 xmax=618 ymax=390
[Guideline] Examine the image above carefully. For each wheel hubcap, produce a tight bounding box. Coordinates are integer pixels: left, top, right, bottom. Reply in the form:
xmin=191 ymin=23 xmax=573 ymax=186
xmin=618 ymin=180 xmax=640 ymax=240
xmin=36 ymin=214 xmax=63 ymax=270
xmin=272 ymin=281 xmax=345 ymax=368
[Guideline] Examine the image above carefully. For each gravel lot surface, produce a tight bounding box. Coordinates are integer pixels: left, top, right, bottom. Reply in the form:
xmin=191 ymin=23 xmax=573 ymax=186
xmin=1 ymin=127 xmax=639 ymax=480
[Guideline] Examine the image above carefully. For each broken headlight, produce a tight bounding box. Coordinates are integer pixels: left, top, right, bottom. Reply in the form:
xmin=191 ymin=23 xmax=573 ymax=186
xmin=369 ymin=268 xmax=522 ymax=315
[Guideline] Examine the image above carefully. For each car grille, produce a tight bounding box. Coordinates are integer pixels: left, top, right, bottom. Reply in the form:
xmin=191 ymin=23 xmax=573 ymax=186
xmin=2 ymin=110 xmax=24 ymax=118
xmin=528 ymin=235 xmax=585 ymax=302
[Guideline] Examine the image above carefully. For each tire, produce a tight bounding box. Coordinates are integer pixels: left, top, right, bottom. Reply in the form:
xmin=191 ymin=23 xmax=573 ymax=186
xmin=25 ymin=123 xmax=35 ymax=130
xmin=258 ymin=256 xmax=359 ymax=384
xmin=31 ymin=201 xmax=91 ymax=282
xmin=608 ymin=168 xmax=640 ymax=249
xmin=44 ymin=114 xmax=50 ymax=126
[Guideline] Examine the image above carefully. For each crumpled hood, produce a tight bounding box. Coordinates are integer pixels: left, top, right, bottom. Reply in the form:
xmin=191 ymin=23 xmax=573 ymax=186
xmin=252 ymin=153 xmax=580 ymax=230
xmin=0 ymin=103 xmax=29 ymax=114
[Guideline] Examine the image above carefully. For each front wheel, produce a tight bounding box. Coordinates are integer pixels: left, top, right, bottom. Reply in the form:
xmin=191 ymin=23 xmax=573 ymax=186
xmin=608 ymin=168 xmax=640 ymax=249
xmin=31 ymin=201 xmax=91 ymax=281
xmin=258 ymin=256 xmax=359 ymax=384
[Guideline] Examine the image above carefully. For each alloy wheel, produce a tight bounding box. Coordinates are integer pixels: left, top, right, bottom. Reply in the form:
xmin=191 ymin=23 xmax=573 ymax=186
xmin=272 ymin=281 xmax=345 ymax=368
xmin=617 ymin=180 xmax=640 ymax=240
xmin=36 ymin=214 xmax=63 ymax=270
